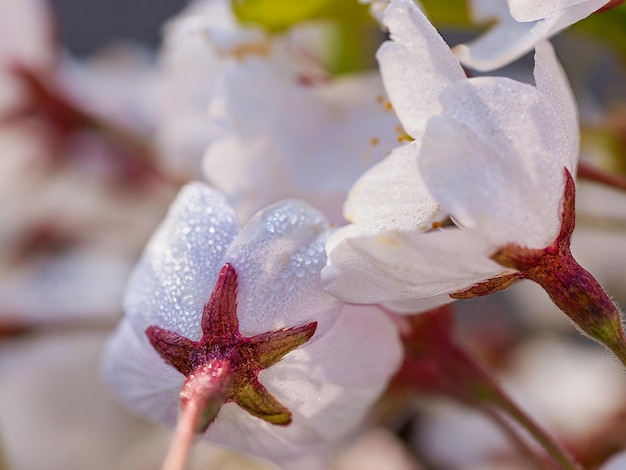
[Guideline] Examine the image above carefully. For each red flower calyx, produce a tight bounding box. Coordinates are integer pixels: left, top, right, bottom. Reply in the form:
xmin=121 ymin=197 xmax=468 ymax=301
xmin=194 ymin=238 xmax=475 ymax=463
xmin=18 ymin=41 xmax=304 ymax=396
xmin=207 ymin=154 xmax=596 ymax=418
xmin=146 ymin=263 xmax=317 ymax=432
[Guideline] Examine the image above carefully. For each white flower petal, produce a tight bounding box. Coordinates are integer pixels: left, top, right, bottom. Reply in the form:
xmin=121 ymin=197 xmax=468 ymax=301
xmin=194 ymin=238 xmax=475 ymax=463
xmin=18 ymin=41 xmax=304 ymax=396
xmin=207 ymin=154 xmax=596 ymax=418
xmin=376 ymin=0 xmax=465 ymax=138
xmin=453 ymin=0 xmax=608 ymax=71
xmin=205 ymin=403 xmax=329 ymax=470
xmin=226 ymin=200 xmax=340 ymax=338
xmin=101 ymin=319 xmax=183 ymax=427
xmin=262 ymin=304 xmax=401 ymax=438
xmin=419 ymin=78 xmax=570 ymax=248
xmin=324 ymin=228 xmax=508 ymax=313
xmin=343 ymin=141 xmax=443 ymax=233
xmin=453 ymin=16 xmax=559 ymax=72
xmin=154 ymin=4 xmax=225 ymax=179
xmin=533 ymin=41 xmax=579 ymax=172
xmin=204 ymin=58 xmax=399 ymax=224
xmin=124 ymin=183 xmax=239 ymax=340
xmin=508 ymin=0 xmax=598 ymax=22
xmin=204 ymin=135 xmax=299 ymax=222
xmin=205 ymin=304 xmax=401 ymax=469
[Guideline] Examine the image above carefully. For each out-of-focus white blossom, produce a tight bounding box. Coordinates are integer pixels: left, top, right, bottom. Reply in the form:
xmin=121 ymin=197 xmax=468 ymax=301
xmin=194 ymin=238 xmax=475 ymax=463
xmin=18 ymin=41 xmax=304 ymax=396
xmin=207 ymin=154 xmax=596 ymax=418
xmin=203 ymin=62 xmax=400 ymax=224
xmin=154 ymin=0 xmax=334 ymax=180
xmin=102 ymin=183 xmax=402 ymax=469
xmin=152 ymin=0 xmax=400 ymax=220
xmin=0 ymin=124 xmax=173 ymax=326
xmin=505 ymin=337 xmax=626 ymax=440
xmin=453 ymin=0 xmax=612 ymax=71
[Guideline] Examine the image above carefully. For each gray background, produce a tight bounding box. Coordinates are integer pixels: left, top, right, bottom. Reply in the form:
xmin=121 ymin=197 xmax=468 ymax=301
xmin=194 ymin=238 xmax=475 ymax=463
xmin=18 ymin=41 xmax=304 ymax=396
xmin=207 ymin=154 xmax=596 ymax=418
xmin=50 ymin=0 xmax=189 ymax=55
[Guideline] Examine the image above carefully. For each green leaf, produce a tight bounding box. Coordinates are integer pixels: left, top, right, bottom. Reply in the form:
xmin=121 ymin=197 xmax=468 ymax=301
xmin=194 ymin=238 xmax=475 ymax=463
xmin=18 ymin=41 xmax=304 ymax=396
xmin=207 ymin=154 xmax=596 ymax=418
xmin=232 ymin=0 xmax=333 ymax=32
xmin=232 ymin=0 xmax=379 ymax=74
xmin=421 ymin=0 xmax=473 ymax=28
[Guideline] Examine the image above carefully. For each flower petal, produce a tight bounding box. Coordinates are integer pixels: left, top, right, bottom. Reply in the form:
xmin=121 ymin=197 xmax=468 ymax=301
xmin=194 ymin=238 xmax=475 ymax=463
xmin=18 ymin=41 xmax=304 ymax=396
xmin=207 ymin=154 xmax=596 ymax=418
xmin=204 ymin=304 xmax=402 ymax=469
xmin=124 ymin=183 xmax=239 ymax=340
xmin=508 ymin=0 xmax=600 ymax=22
xmin=418 ymin=77 xmax=571 ymax=248
xmin=533 ymin=41 xmax=579 ymax=172
xmin=225 ymin=200 xmax=341 ymax=338
xmin=101 ymin=319 xmax=183 ymax=427
xmin=204 ymin=59 xmax=398 ymax=224
xmin=453 ymin=0 xmax=608 ymax=71
xmin=376 ymin=0 xmax=465 ymax=138
xmin=342 ymin=141 xmax=444 ymax=233
xmin=262 ymin=304 xmax=401 ymax=438
xmin=205 ymin=402 xmax=329 ymax=470
xmin=324 ymin=228 xmax=508 ymax=313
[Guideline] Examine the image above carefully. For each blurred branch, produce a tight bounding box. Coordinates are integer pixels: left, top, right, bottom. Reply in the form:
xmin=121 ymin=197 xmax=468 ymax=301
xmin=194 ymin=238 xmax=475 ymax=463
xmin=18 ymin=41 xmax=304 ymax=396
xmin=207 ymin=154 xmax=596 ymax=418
xmin=578 ymin=161 xmax=626 ymax=192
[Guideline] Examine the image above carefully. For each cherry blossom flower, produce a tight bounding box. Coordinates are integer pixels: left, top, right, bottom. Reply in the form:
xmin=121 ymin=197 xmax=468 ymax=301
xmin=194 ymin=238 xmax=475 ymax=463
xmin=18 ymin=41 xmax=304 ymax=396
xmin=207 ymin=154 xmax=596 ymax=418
xmin=453 ymin=0 xmax=616 ymax=71
xmin=152 ymin=0 xmax=250 ymax=179
xmin=101 ymin=183 xmax=401 ymax=469
xmin=156 ymin=0 xmax=382 ymax=187
xmin=324 ymin=0 xmax=572 ymax=313
xmin=152 ymin=0 xmax=399 ymax=221
xmin=323 ymin=0 xmax=626 ymax=362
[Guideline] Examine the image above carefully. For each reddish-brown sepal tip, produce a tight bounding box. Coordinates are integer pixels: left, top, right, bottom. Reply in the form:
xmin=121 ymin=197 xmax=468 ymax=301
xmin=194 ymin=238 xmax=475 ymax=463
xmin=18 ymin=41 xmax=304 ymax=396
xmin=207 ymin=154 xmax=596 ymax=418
xmin=146 ymin=325 xmax=196 ymax=376
xmin=451 ymin=274 xmax=519 ymax=299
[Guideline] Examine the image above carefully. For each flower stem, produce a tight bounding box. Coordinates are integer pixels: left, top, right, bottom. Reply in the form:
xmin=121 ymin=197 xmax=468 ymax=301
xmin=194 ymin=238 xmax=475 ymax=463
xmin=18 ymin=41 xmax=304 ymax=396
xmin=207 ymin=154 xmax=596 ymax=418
xmin=485 ymin=386 xmax=582 ymax=470
xmin=481 ymin=405 xmax=550 ymax=470
xmin=493 ymin=169 xmax=626 ymax=368
xmin=526 ymin=250 xmax=626 ymax=369
xmin=454 ymin=346 xmax=583 ymax=470
xmin=161 ymin=398 xmax=203 ymax=470
xmin=161 ymin=360 xmax=233 ymax=470
xmin=577 ymin=161 xmax=626 ymax=193
xmin=400 ymin=308 xmax=583 ymax=470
